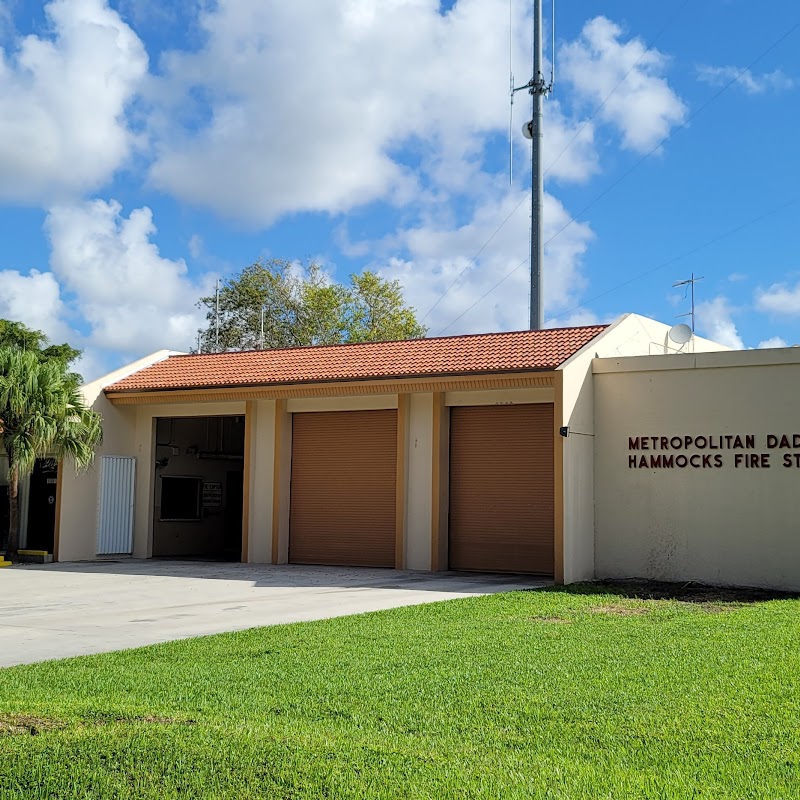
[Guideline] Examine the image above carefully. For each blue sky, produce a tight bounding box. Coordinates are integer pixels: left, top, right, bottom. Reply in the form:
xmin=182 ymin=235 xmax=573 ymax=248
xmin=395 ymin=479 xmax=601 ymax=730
xmin=0 ymin=0 xmax=798 ymax=379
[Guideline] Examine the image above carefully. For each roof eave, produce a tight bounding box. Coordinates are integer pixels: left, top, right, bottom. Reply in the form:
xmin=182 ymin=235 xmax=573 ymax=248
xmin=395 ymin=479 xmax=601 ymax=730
xmin=104 ymin=364 xmax=567 ymax=396
xmin=104 ymin=368 xmax=561 ymax=405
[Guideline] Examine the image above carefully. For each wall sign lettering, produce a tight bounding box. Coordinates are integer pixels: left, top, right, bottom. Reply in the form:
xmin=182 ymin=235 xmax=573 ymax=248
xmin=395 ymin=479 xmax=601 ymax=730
xmin=627 ymin=434 xmax=800 ymax=469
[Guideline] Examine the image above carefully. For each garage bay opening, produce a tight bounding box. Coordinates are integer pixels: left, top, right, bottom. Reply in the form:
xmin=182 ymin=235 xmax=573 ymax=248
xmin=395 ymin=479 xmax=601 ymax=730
xmin=448 ymin=404 xmax=554 ymax=575
xmin=153 ymin=416 xmax=245 ymax=561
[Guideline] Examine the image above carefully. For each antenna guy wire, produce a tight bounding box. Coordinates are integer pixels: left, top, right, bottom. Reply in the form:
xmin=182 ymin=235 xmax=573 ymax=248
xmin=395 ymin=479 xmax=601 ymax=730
xmin=418 ymin=0 xmax=690 ymax=327
xmin=438 ymin=196 xmax=798 ymax=335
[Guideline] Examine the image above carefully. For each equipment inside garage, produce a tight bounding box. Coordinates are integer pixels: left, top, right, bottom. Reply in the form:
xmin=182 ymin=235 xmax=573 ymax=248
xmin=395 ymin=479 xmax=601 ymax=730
xmin=289 ymin=409 xmax=397 ymax=567
xmin=153 ymin=415 xmax=244 ymax=560
xmin=448 ymin=403 xmax=554 ymax=575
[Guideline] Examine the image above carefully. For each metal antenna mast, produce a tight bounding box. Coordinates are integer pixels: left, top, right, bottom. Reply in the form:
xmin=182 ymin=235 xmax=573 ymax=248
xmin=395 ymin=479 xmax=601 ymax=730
xmin=215 ymin=279 xmax=221 ymax=352
xmin=511 ymin=0 xmax=553 ymax=330
xmin=673 ymin=273 xmax=704 ymax=332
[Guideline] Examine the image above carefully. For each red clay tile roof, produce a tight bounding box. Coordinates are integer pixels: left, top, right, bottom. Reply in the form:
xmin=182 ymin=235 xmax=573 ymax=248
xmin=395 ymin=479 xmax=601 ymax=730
xmin=105 ymin=326 xmax=608 ymax=393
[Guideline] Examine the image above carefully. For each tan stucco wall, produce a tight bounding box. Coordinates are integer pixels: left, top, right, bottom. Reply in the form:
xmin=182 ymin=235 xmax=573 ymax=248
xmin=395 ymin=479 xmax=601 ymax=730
xmin=246 ymin=399 xmax=277 ymax=563
xmin=406 ymin=393 xmax=434 ymax=570
xmin=559 ymin=359 xmax=594 ymax=584
xmin=273 ymin=401 xmax=292 ymax=564
xmin=58 ymin=395 xmax=137 ymax=561
xmin=245 ymin=387 xmax=563 ymax=572
xmin=287 ymin=395 xmax=398 ymax=413
xmin=58 ymin=351 xmax=177 ymax=561
xmin=594 ymin=349 xmax=800 ymax=590
xmin=56 ymin=314 xmax=733 ymax=575
xmin=557 ymin=314 xmax=729 ymax=584
xmin=444 ymin=387 xmax=552 ymax=406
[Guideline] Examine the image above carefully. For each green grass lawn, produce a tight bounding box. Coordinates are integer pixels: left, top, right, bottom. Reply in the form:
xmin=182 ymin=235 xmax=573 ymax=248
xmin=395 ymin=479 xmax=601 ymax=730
xmin=1 ymin=582 xmax=799 ymax=799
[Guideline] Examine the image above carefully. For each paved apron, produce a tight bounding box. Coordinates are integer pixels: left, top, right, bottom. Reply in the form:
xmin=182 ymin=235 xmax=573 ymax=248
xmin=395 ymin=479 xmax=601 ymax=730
xmin=0 ymin=561 xmax=548 ymax=667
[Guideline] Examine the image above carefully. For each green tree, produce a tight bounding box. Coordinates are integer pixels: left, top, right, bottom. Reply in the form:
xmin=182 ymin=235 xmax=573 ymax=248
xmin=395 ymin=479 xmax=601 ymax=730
xmin=0 ymin=348 xmax=102 ymax=562
xmin=197 ymin=259 xmax=426 ymax=351
xmin=0 ymin=320 xmax=83 ymax=386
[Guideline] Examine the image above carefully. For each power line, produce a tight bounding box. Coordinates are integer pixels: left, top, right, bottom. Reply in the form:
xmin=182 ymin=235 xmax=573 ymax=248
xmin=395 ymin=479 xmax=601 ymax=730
xmin=438 ymin=253 xmax=529 ymax=335
xmin=436 ymin=17 xmax=800 ymax=333
xmin=542 ymin=0 xmax=692 ymax=180
xmin=418 ymin=193 xmax=529 ymax=325
xmin=545 ymin=197 xmax=799 ymax=326
xmin=417 ymin=0 xmax=693 ymax=326
xmin=540 ymin=18 xmax=800 ymax=253
xmin=437 ymin=196 xmax=798 ymax=335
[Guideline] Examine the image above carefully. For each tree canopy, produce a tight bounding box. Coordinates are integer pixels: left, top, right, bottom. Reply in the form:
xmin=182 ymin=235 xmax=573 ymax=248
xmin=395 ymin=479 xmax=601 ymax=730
xmin=0 ymin=320 xmax=83 ymax=386
xmin=197 ymin=260 xmax=427 ymax=352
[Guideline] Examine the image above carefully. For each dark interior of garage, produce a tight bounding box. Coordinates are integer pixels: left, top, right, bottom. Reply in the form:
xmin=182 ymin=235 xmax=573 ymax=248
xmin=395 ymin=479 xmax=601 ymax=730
xmin=153 ymin=415 xmax=245 ymax=561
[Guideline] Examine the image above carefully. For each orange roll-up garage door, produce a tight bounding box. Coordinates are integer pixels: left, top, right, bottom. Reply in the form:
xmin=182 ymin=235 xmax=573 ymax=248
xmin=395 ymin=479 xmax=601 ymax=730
xmin=289 ymin=409 xmax=397 ymax=567
xmin=448 ymin=404 xmax=554 ymax=574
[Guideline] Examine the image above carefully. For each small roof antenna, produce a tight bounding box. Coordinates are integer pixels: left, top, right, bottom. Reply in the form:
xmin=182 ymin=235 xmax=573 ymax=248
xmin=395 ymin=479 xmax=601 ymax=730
xmin=673 ymin=272 xmax=704 ymax=332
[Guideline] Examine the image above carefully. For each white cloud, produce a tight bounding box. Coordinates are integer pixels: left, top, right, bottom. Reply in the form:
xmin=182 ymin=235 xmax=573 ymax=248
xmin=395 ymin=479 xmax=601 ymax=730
xmin=545 ymin=308 xmax=603 ymax=329
xmin=0 ymin=268 xmax=69 ymax=341
xmin=116 ymin=0 xmax=179 ymax=30
xmin=373 ymin=186 xmax=594 ymax=335
xmin=139 ymin=4 xmax=684 ymax=336
xmin=696 ymin=296 xmax=744 ymax=349
xmin=146 ymin=6 xmax=686 ymax=225
xmin=45 ymin=199 xmax=207 ymax=359
xmin=147 ymin=1 xmax=619 ymax=225
xmin=0 ymin=0 xmax=147 ymax=204
xmin=148 ymin=0 xmax=527 ymax=224
xmin=758 ymin=336 xmax=788 ymax=349
xmin=188 ymin=234 xmax=203 ymax=260
xmin=756 ymin=281 xmax=800 ymax=316
xmin=539 ymin=100 xmax=600 ymax=184
xmin=559 ymin=16 xmax=687 ymax=153
xmin=697 ymin=65 xmax=794 ymax=95
xmin=0 ymin=3 xmax=693 ymax=369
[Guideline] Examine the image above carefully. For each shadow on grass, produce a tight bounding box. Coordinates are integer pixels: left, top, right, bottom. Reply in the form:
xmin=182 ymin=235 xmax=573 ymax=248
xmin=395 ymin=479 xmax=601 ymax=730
xmin=542 ymin=579 xmax=800 ymax=605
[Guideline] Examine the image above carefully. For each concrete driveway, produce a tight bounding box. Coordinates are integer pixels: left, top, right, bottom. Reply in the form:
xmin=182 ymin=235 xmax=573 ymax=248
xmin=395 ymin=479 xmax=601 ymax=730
xmin=0 ymin=560 xmax=548 ymax=667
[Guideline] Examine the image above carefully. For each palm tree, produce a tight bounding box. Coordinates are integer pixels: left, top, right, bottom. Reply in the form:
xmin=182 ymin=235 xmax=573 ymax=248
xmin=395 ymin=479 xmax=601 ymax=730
xmin=0 ymin=347 xmax=102 ymax=562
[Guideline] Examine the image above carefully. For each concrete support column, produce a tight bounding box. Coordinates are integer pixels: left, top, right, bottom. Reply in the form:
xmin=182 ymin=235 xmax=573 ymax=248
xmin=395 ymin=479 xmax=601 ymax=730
xmin=132 ymin=411 xmax=155 ymax=559
xmin=404 ymin=392 xmax=449 ymax=571
xmin=271 ymin=400 xmax=292 ymax=564
xmin=244 ymin=399 xmax=276 ymax=563
xmin=395 ymin=394 xmax=409 ymax=569
xmin=404 ymin=393 xmax=433 ymax=570
xmin=430 ymin=393 xmax=449 ymax=571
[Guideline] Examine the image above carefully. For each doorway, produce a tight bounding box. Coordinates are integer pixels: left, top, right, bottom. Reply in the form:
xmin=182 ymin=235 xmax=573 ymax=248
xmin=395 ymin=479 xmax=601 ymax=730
xmin=152 ymin=416 xmax=245 ymax=560
xmin=26 ymin=458 xmax=58 ymax=552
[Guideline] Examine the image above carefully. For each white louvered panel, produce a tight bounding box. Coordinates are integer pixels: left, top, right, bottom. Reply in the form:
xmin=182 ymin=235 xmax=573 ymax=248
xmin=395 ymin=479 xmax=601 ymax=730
xmin=97 ymin=456 xmax=136 ymax=555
